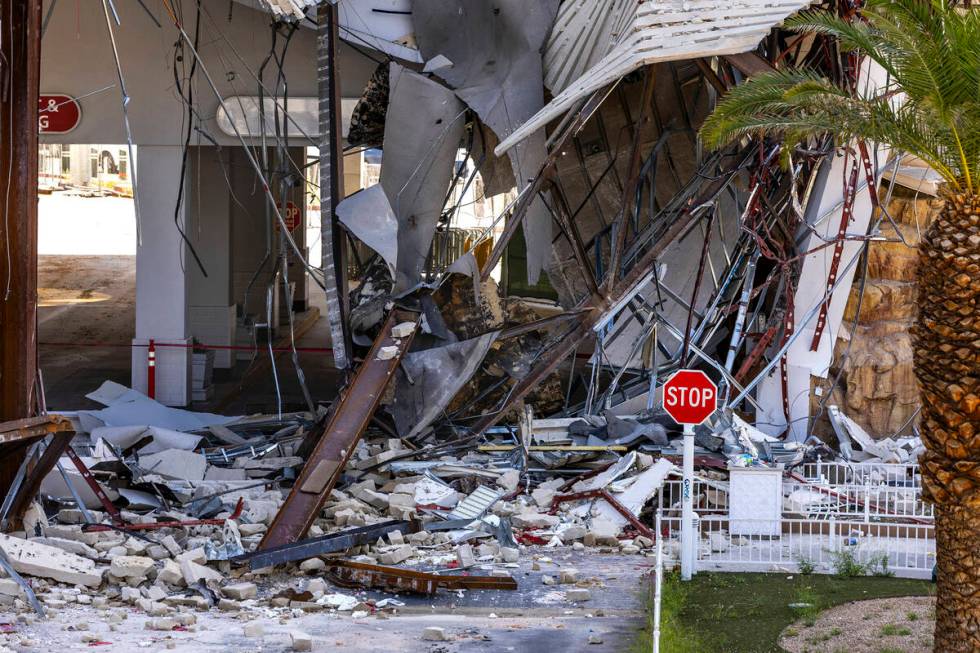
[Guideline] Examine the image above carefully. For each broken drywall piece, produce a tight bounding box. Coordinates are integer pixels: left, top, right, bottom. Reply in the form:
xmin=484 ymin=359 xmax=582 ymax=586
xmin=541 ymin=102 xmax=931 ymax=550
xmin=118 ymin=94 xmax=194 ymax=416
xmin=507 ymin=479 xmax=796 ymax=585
xmin=381 ymin=63 xmax=465 ymax=293
xmin=91 ymin=424 xmax=202 ymax=454
xmin=82 ymin=381 xmax=237 ymax=432
xmin=140 ymin=449 xmax=208 ymax=481
xmin=0 ymin=533 xmax=103 ymax=587
xmin=828 ymin=405 xmax=889 ymax=459
xmin=336 ymin=184 xmax=399 ymax=279
xmin=587 ymin=458 xmax=674 ymax=530
xmin=391 ymin=331 xmax=499 ymax=438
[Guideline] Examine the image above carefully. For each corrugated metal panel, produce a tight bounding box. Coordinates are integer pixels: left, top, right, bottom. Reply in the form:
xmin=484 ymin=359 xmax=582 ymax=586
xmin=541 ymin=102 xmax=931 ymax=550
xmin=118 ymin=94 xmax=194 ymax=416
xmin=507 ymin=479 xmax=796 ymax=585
xmin=543 ymin=0 xmax=637 ymax=95
xmin=499 ymin=0 xmax=815 ymax=155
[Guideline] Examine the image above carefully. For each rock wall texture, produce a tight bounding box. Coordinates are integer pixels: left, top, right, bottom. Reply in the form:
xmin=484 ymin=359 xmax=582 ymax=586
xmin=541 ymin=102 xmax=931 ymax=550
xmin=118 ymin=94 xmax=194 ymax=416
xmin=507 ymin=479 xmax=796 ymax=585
xmin=821 ymin=186 xmax=941 ymax=438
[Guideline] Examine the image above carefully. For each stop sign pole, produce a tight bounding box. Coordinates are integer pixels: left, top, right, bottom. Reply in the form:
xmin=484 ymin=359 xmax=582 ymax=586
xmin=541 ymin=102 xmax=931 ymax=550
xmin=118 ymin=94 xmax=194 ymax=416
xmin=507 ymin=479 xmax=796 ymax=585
xmin=662 ymin=369 xmax=718 ymax=581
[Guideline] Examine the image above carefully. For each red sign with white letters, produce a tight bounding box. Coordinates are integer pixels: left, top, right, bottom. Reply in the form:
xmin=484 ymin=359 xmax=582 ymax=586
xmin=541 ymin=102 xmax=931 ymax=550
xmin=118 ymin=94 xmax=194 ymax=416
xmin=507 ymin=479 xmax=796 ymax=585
xmin=662 ymin=369 xmax=718 ymax=425
xmin=38 ymin=94 xmax=81 ymax=134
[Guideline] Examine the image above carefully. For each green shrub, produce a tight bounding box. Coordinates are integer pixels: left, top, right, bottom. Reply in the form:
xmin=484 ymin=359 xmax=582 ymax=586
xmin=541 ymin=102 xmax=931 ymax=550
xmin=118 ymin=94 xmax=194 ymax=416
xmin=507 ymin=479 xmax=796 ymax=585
xmin=830 ymin=549 xmax=867 ymax=577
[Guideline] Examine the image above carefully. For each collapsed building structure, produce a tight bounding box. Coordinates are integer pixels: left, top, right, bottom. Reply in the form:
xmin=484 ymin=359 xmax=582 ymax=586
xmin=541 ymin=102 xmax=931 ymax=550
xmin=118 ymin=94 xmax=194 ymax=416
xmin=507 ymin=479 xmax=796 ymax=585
xmin=0 ymin=0 xmax=942 ymax=649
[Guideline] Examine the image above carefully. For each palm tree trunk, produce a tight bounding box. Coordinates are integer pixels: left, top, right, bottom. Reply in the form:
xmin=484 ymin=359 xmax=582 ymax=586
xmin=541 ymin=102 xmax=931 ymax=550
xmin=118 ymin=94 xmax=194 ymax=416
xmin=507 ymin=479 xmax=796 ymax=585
xmin=914 ymin=191 xmax=980 ymax=652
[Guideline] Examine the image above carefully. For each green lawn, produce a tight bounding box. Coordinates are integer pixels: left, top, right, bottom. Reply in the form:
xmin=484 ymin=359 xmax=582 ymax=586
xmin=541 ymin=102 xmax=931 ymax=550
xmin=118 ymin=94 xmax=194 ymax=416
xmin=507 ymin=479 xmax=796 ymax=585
xmin=631 ymin=572 xmax=933 ymax=653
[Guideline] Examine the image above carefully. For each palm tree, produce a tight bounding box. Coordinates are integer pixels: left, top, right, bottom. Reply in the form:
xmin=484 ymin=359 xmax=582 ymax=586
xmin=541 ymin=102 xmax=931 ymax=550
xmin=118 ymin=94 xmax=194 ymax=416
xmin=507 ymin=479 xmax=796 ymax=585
xmin=700 ymin=1 xmax=980 ymax=649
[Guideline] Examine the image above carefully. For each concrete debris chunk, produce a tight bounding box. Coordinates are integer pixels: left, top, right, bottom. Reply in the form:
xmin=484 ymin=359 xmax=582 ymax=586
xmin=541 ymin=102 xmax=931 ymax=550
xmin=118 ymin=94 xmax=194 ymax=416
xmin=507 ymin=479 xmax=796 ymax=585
xmin=299 ymin=558 xmax=326 ymax=573
xmin=0 ymin=533 xmax=103 ymax=587
xmin=180 ymin=559 xmax=223 ymax=585
xmin=222 ymin=582 xmax=257 ymax=600
xmin=566 ymin=588 xmax=591 ymax=602
xmin=290 ymin=630 xmax=314 ymax=651
xmin=378 ymin=544 xmax=414 ymax=565
xmin=110 ymin=555 xmax=155 ymax=579
xmin=422 ymin=626 xmax=448 ymax=641
xmin=391 ymin=321 xmax=416 ymax=338
xmin=243 ymin=622 xmax=264 ymax=638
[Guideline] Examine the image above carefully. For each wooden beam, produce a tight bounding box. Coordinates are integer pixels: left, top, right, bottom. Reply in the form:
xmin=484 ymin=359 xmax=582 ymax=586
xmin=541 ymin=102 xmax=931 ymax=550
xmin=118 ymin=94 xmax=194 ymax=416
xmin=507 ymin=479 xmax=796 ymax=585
xmin=0 ymin=0 xmax=41 ymax=496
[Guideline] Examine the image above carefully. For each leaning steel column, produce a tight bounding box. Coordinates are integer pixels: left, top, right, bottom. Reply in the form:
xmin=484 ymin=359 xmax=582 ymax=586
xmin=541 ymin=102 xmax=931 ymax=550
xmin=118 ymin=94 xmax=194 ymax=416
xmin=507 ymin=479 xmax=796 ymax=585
xmin=316 ymin=1 xmax=351 ymax=371
xmin=0 ymin=0 xmax=41 ymax=475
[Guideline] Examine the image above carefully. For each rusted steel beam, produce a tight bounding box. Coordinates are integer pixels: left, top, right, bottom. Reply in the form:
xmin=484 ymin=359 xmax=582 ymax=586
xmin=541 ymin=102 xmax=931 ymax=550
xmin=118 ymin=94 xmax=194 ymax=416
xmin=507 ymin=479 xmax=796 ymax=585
xmin=323 ymin=559 xmax=518 ymax=594
xmin=0 ymin=0 xmax=41 ymax=497
xmin=259 ymin=310 xmax=420 ymax=549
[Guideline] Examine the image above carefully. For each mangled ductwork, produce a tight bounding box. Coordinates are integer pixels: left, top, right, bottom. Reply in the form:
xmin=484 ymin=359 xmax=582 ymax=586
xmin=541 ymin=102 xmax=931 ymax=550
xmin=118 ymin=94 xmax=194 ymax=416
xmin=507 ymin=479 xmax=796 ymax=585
xmin=413 ymin=0 xmax=559 ymax=285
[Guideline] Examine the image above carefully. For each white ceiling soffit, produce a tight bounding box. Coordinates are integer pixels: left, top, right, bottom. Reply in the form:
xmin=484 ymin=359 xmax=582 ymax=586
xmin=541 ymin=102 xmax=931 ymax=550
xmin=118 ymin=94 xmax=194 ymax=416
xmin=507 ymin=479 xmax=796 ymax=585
xmin=216 ymin=96 xmax=357 ymax=139
xmin=498 ymin=0 xmax=816 ymax=155
xmin=247 ymin=0 xmax=422 ymax=63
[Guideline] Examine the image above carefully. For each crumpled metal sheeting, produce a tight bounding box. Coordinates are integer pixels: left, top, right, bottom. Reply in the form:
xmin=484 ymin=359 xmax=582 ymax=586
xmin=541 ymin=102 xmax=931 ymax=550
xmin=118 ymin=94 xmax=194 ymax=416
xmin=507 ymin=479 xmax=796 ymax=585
xmin=336 ymin=184 xmax=399 ymax=279
xmin=413 ymin=0 xmax=559 ymax=286
xmin=391 ymin=331 xmax=500 ymax=439
xmin=382 ymin=63 xmax=465 ymax=293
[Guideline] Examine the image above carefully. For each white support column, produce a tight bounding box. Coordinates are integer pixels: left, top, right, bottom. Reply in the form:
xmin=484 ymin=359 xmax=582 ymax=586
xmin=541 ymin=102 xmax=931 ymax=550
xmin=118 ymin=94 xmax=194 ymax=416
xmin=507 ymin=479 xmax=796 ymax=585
xmin=186 ymin=146 xmax=235 ymax=370
xmin=131 ymin=145 xmax=192 ymax=406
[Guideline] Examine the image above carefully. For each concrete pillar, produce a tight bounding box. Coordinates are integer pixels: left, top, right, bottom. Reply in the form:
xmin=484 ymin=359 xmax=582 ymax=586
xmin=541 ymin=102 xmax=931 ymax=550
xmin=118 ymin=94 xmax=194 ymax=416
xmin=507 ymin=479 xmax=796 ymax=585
xmin=185 ymin=146 xmax=236 ymax=370
xmin=131 ymin=145 xmax=192 ymax=406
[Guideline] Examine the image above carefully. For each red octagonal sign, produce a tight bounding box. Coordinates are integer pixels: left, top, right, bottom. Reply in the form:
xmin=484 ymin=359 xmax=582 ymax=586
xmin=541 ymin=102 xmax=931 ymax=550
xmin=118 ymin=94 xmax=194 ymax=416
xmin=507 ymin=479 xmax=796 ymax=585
xmin=662 ymin=369 xmax=718 ymax=425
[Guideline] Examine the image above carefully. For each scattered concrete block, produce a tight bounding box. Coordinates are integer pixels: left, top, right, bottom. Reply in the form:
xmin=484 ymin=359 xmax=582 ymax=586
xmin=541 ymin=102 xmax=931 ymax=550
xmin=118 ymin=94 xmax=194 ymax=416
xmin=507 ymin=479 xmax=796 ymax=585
xmin=476 ymin=542 xmax=499 ymax=558
xmin=158 ymin=559 xmax=183 ymax=586
xmin=708 ymin=532 xmax=729 ymax=552
xmin=379 ymin=544 xmax=413 ymax=565
xmin=299 ymin=558 xmax=326 ymax=573
xmin=422 ymin=627 xmax=447 ymax=641
xmin=121 ymin=587 xmax=141 ymax=603
xmin=558 ymin=525 xmax=587 ymax=541
xmin=28 ymin=537 xmax=98 ymax=559
xmin=110 ymin=556 xmax=155 ymax=580
xmin=456 ymin=544 xmax=476 ymax=568
xmin=388 ymin=530 xmax=404 ymax=545
xmin=290 ymin=630 xmax=314 ymax=651
xmin=542 ymin=575 xmax=556 ymax=585
xmin=146 ymin=618 xmax=177 ymax=631
xmin=222 ymin=582 xmax=257 ymax=600
xmin=391 ymin=322 xmax=416 ymax=338
xmin=0 ymin=578 xmax=24 ymax=598
xmin=175 ymin=547 xmax=206 ymax=564
xmin=497 ymin=469 xmax=520 ymax=492
xmin=0 ymin=533 xmax=102 ymax=587
xmin=376 ymin=346 xmax=400 ymax=360
xmin=512 ymin=513 xmax=559 ymax=529
xmin=238 ymin=523 xmax=267 ymax=536
xmin=588 ymin=633 xmax=604 ymax=645
xmin=180 ymin=560 xmax=223 ymax=585
xmin=559 ymin=568 xmax=579 ymax=584
xmin=531 ymin=487 xmax=556 ymax=508
xmin=500 ymin=547 xmax=519 ymax=563
xmin=243 ymin=622 xmax=264 ymax=638
xmin=160 ymin=535 xmax=182 ymax=557
xmin=566 ymin=588 xmax=591 ymax=602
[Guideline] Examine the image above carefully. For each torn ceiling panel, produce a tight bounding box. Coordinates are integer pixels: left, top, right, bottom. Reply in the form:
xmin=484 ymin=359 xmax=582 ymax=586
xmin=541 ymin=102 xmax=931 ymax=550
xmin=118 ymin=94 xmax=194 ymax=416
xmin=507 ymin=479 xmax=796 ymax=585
xmin=392 ymin=331 xmax=500 ymax=439
xmin=413 ymin=0 xmax=559 ymax=285
xmin=497 ymin=0 xmax=817 ymax=155
xmin=380 ymin=63 xmax=465 ymax=293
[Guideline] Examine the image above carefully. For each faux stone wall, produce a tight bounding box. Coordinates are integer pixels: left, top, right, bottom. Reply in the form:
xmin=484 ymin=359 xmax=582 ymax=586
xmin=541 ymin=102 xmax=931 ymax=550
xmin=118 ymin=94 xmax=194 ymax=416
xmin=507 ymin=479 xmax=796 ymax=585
xmin=819 ymin=186 xmax=942 ymax=438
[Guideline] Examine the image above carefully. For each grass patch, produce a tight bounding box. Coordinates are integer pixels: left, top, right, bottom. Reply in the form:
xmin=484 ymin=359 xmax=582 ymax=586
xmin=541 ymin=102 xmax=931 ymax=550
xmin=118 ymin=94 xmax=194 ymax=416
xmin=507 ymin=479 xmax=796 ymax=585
xmin=630 ymin=571 xmax=931 ymax=653
xmin=880 ymin=624 xmax=913 ymax=636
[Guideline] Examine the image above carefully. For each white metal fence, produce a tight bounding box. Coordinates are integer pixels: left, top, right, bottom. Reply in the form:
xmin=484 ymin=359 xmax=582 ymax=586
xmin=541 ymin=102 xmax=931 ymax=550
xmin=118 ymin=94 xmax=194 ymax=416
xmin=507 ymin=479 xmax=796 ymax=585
xmin=654 ymin=461 xmax=935 ymax=579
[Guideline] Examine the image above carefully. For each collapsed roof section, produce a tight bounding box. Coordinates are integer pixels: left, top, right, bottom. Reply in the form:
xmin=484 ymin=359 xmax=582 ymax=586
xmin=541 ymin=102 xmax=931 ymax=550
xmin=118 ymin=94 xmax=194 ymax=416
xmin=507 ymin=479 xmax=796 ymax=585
xmin=497 ymin=0 xmax=818 ymax=154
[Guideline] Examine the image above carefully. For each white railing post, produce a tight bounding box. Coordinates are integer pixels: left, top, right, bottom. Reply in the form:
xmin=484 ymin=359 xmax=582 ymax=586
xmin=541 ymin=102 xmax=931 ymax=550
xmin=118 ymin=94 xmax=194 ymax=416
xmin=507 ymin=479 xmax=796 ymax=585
xmin=653 ymin=509 xmax=663 ymax=653
xmin=864 ymin=490 xmax=871 ymax=524
xmin=830 ymin=516 xmax=838 ymax=554
xmin=816 ymin=454 xmax=822 ymax=482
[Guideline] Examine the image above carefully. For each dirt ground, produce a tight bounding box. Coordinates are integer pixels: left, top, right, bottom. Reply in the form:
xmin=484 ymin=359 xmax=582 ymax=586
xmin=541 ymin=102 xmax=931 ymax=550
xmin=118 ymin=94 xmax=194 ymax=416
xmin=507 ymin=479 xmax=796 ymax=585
xmin=779 ymin=596 xmax=935 ymax=653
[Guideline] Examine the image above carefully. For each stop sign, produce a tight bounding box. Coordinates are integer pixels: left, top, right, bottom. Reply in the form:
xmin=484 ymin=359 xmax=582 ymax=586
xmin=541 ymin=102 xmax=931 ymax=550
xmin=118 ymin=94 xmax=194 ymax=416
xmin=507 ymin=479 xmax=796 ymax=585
xmin=662 ymin=369 xmax=717 ymax=425
xmin=276 ymin=201 xmax=302 ymax=232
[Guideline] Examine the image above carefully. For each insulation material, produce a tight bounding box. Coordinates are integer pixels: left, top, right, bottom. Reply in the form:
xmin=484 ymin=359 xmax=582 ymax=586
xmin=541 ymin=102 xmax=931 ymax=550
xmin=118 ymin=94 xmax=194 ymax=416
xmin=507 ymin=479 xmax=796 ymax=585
xmin=381 ymin=63 xmax=465 ymax=292
xmin=413 ymin=0 xmax=559 ymax=285
xmin=588 ymin=458 xmax=674 ymax=530
xmin=391 ymin=331 xmax=499 ymax=439
xmin=90 ymin=425 xmax=202 ymax=454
